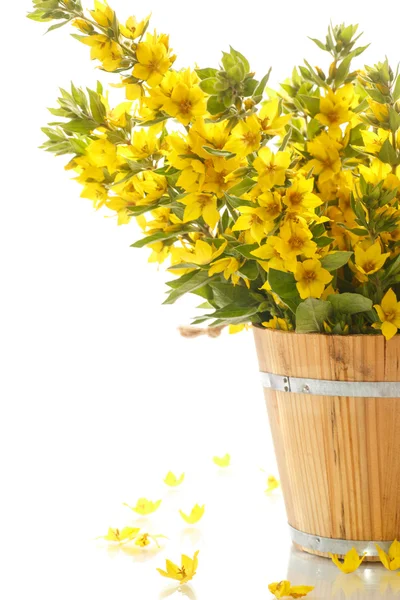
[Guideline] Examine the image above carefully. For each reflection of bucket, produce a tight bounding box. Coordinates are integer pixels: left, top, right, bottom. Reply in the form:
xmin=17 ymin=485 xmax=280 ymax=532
xmin=254 ymin=328 xmax=400 ymax=560
xmin=286 ymin=545 xmax=398 ymax=599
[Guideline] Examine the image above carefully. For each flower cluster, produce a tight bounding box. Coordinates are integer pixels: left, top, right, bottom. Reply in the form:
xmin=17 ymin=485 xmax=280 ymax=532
xmin=29 ymin=3 xmax=400 ymax=339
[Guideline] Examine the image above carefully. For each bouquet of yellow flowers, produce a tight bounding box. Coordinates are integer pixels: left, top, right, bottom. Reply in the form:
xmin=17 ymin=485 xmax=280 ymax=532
xmin=29 ymin=0 xmax=400 ymax=339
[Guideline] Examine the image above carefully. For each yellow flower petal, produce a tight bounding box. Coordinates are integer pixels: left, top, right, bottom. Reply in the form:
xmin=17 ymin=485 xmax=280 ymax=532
xmin=179 ymin=504 xmax=205 ymax=524
xmin=213 ymin=453 xmax=231 ymax=467
xmin=164 ymin=471 xmax=185 ymax=487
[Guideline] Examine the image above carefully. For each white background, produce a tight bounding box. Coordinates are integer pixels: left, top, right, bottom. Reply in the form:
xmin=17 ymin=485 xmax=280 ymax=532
xmin=2 ymin=2 xmax=400 ymax=599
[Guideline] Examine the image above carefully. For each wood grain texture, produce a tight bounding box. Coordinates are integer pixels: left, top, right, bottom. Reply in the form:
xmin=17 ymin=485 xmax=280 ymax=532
xmin=253 ymin=327 xmax=400 ymax=559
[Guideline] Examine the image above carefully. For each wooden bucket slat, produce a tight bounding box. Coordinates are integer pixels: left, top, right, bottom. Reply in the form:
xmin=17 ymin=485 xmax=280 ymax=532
xmin=253 ymin=328 xmax=400 ymax=559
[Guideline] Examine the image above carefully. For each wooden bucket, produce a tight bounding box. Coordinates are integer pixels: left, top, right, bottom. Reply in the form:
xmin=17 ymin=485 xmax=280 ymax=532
xmin=253 ymin=327 xmax=400 ymax=560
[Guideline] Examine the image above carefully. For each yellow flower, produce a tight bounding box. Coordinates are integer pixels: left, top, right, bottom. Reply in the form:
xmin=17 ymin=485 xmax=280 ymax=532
xmin=360 ymin=128 xmax=390 ymax=154
xmin=306 ymin=132 xmax=342 ymax=184
xmin=232 ymin=206 xmax=270 ymax=245
xmin=81 ymin=35 xmax=123 ymax=71
xmin=162 ymin=82 xmax=207 ymax=125
xmin=179 ymin=504 xmax=205 ymax=524
xmin=117 ymin=127 xmax=160 ymax=160
xmin=124 ymin=498 xmax=162 ymax=516
xmin=180 ymin=193 xmax=219 ymax=229
xmin=276 ymin=222 xmax=317 ymax=261
xmin=295 ymin=259 xmax=333 ymax=299
xmin=269 ymin=580 xmax=291 ymax=598
xmin=283 ymin=176 xmax=322 ymax=213
xmin=72 ymin=19 xmax=94 ymax=34
xmin=375 ymin=540 xmax=400 ymax=570
xmin=80 ymin=182 xmax=108 ymax=208
xmin=268 ymin=580 xmax=314 ymax=599
xmin=315 ymin=84 xmax=354 ymax=137
xmin=329 ymin=548 xmax=366 ymax=573
xmin=174 ymin=239 xmax=227 ymax=266
xmin=209 ymin=257 xmax=240 ymax=280
xmin=354 ymin=240 xmax=390 ymax=277
xmin=86 ymin=138 xmax=119 ymax=173
xmin=229 ymin=323 xmax=251 ymax=334
xmin=251 ymin=237 xmax=295 ymax=272
xmin=258 ymin=98 xmax=291 ymax=136
xmin=89 ymin=0 xmax=114 ymax=27
xmin=135 ymin=532 xmax=167 ymax=548
xmin=133 ymin=41 xmax=173 ymax=87
xmin=368 ymin=99 xmax=389 ymax=123
xmin=258 ymin=191 xmax=283 ymax=220
xmin=223 ymin=115 xmax=261 ymax=157
xmin=288 ymin=585 xmax=315 ymax=599
xmin=105 ymin=196 xmax=132 ymax=224
xmin=373 ymin=288 xmax=400 ymax=341
xmin=358 ymin=158 xmax=392 ymax=188
xmin=157 ymin=551 xmax=199 ymax=584
xmin=262 ymin=317 xmax=289 ymax=331
xmin=265 ymin=475 xmax=280 ymax=493
xmin=213 ymin=453 xmax=231 ymax=467
xmin=120 ymin=15 xmax=150 ymax=40
xmin=99 ymin=526 xmax=140 ymax=543
xmin=253 ymin=147 xmax=291 ymax=190
xmin=164 ymin=471 xmax=185 ymax=487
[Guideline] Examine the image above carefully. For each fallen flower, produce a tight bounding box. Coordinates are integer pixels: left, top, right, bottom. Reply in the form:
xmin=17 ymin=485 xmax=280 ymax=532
xmin=123 ymin=497 xmax=162 ymax=515
xmin=376 ymin=540 xmax=400 ymax=571
xmin=134 ymin=532 xmax=167 ymax=547
xmin=179 ymin=504 xmax=205 ymax=524
xmin=164 ymin=471 xmax=185 ymax=487
xmin=157 ymin=551 xmax=199 ymax=584
xmin=329 ymin=548 xmax=366 ymax=573
xmin=268 ymin=580 xmax=314 ymax=598
xmin=213 ymin=453 xmax=231 ymax=467
xmin=98 ymin=526 xmax=140 ymax=544
xmin=265 ymin=475 xmax=280 ymax=493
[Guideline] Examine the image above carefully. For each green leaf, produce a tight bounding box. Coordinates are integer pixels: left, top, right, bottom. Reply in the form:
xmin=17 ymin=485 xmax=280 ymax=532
xmin=202 ymin=146 xmax=235 ymax=158
xmin=207 ymin=96 xmax=226 ymax=115
xmin=195 ymin=67 xmax=218 ymax=80
xmin=163 ymin=270 xmax=214 ymax=305
xmin=131 ymin=228 xmax=188 ymax=248
xmin=237 ymin=260 xmax=259 ymax=280
xmin=234 ymin=243 xmax=259 ymax=259
xmin=46 ymin=19 xmax=70 ymax=33
xmin=308 ymin=37 xmax=326 ymax=51
xmin=278 ymin=127 xmax=292 ymax=151
xmin=320 ymin=251 xmax=353 ymax=272
xmin=139 ymin=115 xmax=170 ymax=127
xmin=229 ymin=47 xmax=250 ymax=73
xmin=327 ymin=293 xmax=372 ymax=315
xmin=87 ymin=88 xmax=106 ymax=123
xmin=60 ymin=119 xmax=95 ymax=134
xmin=298 ymin=95 xmax=320 ymax=117
xmin=296 ymin=299 xmax=333 ymax=333
xmin=314 ymin=236 xmax=334 ymax=247
xmin=378 ymin=138 xmax=397 ymax=165
xmin=227 ymin=177 xmax=256 ymax=197
xmin=203 ymin=304 xmax=259 ymax=322
xmin=384 ymin=254 xmax=400 ymax=279
xmin=199 ymin=78 xmax=219 ymax=94
xmin=210 ymin=281 xmax=254 ymax=308
xmin=252 ymin=68 xmax=272 ymax=102
xmin=224 ymin=193 xmax=255 ymax=209
xmin=268 ymin=268 xmax=301 ymax=313
xmin=242 ymin=78 xmax=258 ymax=96
xmin=393 ymin=74 xmax=400 ymax=102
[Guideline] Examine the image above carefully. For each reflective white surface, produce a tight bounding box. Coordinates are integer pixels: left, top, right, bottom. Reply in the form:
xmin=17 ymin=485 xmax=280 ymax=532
xmin=3 ymin=461 xmax=399 ymax=599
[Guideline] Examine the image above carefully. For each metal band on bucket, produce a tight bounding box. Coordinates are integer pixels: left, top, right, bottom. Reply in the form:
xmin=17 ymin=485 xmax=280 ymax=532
xmin=260 ymin=371 xmax=400 ymax=398
xmin=289 ymin=524 xmax=392 ymax=556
